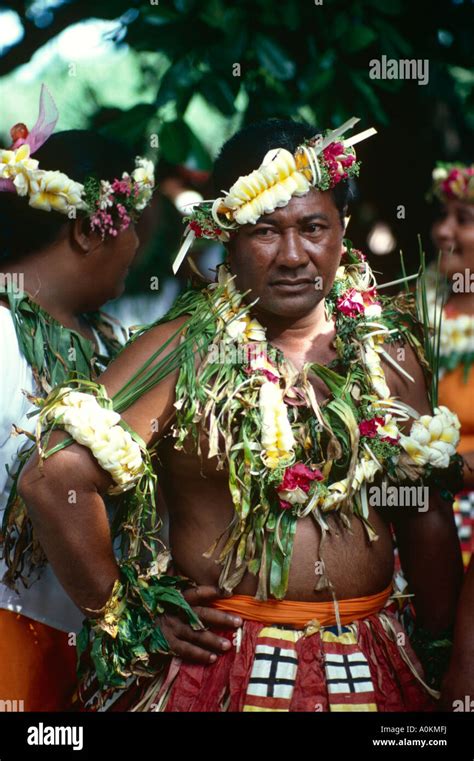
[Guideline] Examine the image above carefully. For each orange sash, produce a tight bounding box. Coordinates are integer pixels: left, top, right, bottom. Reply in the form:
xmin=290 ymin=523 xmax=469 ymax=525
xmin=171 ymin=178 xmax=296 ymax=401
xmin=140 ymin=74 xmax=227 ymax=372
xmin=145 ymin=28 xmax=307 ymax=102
xmin=211 ymin=583 xmax=392 ymax=628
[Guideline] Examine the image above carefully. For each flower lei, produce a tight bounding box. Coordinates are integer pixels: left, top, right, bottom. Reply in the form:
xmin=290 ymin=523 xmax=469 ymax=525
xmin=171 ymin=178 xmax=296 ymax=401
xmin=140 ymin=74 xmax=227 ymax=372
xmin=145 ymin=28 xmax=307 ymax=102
xmin=0 ymin=85 xmax=155 ymax=238
xmin=38 ymin=388 xmax=145 ymax=493
xmin=172 ymin=116 xmax=376 ymax=273
xmin=0 ymin=142 xmax=155 ymax=238
xmin=431 ymin=163 xmax=474 ymax=203
xmin=168 ymin=245 xmax=461 ymax=598
xmin=425 ymin=264 xmax=474 ymax=380
xmin=85 ymin=158 xmax=155 ymax=239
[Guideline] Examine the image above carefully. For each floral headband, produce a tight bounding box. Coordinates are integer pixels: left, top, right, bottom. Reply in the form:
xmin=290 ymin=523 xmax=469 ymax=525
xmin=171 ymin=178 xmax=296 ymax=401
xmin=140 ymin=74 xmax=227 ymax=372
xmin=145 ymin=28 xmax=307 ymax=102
xmin=0 ymin=85 xmax=155 ymax=238
xmin=431 ymin=162 xmax=474 ymax=204
xmin=172 ymin=116 xmax=376 ymax=273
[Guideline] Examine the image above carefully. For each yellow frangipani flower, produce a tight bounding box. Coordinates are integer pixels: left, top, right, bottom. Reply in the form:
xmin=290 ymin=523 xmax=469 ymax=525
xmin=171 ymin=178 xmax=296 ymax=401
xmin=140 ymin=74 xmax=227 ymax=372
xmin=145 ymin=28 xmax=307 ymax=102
xmin=28 ymin=170 xmax=85 ymax=213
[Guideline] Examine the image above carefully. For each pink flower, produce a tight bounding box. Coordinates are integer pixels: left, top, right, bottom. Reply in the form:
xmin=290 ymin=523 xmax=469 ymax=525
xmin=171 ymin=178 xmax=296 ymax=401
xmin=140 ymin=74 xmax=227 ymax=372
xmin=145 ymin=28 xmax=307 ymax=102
xmin=337 ymin=287 xmax=381 ymax=318
xmin=111 ymin=178 xmax=132 ymax=196
xmin=441 ymin=167 xmax=474 ymax=200
xmin=116 ymin=203 xmax=131 ymax=231
xmin=380 ymin=435 xmax=399 ymax=445
xmin=189 ymin=220 xmax=204 ymax=237
xmin=337 ymin=288 xmax=365 ymax=317
xmin=359 ymin=417 xmax=384 ymax=438
xmin=322 ymin=141 xmax=356 ymax=184
xmin=277 ymin=463 xmax=323 ymax=509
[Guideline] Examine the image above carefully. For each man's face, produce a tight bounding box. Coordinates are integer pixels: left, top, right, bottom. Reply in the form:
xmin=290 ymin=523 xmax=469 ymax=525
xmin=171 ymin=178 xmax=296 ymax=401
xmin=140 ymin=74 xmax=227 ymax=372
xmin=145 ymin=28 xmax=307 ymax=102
xmin=227 ymin=189 xmax=345 ymax=319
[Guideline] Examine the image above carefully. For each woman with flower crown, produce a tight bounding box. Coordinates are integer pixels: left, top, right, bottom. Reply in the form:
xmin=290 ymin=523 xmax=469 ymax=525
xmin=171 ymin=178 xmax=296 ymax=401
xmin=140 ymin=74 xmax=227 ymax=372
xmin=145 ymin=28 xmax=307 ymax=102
xmin=425 ymin=163 xmax=474 ymax=710
xmin=428 ymin=164 xmax=474 ymax=568
xmin=19 ymin=117 xmax=464 ymax=712
xmin=0 ymin=86 xmax=157 ymax=710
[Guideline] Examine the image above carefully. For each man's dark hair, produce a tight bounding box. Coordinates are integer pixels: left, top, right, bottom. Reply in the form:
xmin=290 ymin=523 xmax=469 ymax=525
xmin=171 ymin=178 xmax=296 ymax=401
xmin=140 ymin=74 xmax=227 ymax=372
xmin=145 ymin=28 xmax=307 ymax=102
xmin=212 ymin=118 xmax=356 ymax=225
xmin=0 ymin=130 xmax=135 ymax=260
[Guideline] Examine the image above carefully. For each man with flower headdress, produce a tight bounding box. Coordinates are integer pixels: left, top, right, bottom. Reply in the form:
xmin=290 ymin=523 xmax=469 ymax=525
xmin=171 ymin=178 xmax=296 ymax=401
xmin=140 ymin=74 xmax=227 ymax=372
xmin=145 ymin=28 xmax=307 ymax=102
xmin=19 ymin=118 xmax=464 ymax=712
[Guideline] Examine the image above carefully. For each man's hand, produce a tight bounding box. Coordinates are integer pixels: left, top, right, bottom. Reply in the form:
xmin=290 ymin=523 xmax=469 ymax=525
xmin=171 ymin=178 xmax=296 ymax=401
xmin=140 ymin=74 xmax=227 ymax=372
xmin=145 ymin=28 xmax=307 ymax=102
xmin=159 ymin=586 xmax=242 ymax=664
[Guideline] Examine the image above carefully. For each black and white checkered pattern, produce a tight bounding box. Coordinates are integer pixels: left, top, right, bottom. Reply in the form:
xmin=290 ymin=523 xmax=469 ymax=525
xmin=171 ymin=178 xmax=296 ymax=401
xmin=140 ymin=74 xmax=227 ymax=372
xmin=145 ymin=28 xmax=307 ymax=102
xmin=246 ymin=644 xmax=298 ymax=700
xmin=325 ymin=652 xmax=374 ymax=694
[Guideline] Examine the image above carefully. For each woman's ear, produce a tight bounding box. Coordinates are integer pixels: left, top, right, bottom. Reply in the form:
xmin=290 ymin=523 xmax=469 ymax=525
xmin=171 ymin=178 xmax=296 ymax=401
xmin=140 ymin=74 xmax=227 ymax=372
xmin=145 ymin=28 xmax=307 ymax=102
xmin=70 ymin=217 xmax=94 ymax=254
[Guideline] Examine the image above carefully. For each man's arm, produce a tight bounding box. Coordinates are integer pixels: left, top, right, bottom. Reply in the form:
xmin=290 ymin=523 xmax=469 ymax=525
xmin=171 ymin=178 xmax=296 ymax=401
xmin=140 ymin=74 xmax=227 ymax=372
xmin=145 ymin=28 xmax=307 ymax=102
xmin=383 ymin=342 xmax=464 ymax=634
xmin=19 ymin=315 xmax=241 ymax=661
xmin=19 ymin=317 xmax=187 ymax=612
xmin=441 ymin=557 xmax=474 ymax=708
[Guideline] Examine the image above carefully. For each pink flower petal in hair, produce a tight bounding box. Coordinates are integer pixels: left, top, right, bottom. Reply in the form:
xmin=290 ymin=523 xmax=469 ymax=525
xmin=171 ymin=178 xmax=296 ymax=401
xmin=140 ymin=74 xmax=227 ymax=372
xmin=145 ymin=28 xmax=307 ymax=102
xmin=11 ymin=83 xmax=59 ymax=154
xmin=0 ymin=83 xmax=59 ymax=193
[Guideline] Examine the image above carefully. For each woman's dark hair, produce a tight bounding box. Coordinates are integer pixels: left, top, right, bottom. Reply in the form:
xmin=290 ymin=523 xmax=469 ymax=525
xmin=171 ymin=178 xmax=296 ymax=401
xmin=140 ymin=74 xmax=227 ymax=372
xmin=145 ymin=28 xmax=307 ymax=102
xmin=212 ymin=119 xmax=356 ymax=224
xmin=0 ymin=130 xmax=135 ymax=260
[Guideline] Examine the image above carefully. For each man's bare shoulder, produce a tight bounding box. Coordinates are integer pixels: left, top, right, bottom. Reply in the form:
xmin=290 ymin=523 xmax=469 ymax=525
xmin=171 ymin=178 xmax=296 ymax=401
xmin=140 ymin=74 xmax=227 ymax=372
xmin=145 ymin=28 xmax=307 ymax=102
xmin=381 ymin=338 xmax=432 ymax=417
xmin=99 ymin=314 xmax=191 ymax=393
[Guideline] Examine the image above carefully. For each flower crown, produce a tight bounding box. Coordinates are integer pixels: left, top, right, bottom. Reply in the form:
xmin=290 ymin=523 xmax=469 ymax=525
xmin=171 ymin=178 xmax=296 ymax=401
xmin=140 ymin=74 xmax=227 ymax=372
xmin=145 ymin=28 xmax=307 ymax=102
xmin=431 ymin=162 xmax=474 ymax=204
xmin=0 ymin=85 xmax=155 ymax=238
xmin=172 ymin=117 xmax=376 ymax=273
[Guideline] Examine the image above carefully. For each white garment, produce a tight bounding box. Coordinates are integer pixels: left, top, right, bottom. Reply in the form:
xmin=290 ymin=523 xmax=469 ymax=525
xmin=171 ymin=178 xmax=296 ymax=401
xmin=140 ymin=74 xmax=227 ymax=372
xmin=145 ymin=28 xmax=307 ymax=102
xmin=0 ymin=305 xmax=104 ymax=634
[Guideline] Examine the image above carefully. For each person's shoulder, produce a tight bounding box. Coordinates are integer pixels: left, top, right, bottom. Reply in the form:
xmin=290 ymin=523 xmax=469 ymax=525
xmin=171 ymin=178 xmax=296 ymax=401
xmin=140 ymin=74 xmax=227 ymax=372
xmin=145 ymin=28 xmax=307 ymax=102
xmin=381 ymin=338 xmax=432 ymax=416
xmin=0 ymin=300 xmax=17 ymax=338
xmin=129 ymin=313 xmax=191 ymax=347
xmin=0 ymin=298 xmax=12 ymax=314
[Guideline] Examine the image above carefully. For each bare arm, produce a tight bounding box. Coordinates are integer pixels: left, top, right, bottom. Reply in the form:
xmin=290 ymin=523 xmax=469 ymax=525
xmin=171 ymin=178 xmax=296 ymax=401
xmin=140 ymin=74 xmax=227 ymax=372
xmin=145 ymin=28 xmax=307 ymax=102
xmin=441 ymin=558 xmax=474 ymax=708
xmin=19 ymin=315 xmax=242 ymax=662
xmin=461 ymin=450 xmax=474 ymax=489
xmin=383 ymin=342 xmax=463 ymax=633
xmin=19 ymin=317 xmax=187 ymax=614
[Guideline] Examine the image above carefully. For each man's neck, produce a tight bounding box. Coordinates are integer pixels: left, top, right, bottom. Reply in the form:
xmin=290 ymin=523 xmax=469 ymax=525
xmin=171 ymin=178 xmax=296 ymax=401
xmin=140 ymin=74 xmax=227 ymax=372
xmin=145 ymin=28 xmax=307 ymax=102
xmin=252 ymin=299 xmax=332 ymax=347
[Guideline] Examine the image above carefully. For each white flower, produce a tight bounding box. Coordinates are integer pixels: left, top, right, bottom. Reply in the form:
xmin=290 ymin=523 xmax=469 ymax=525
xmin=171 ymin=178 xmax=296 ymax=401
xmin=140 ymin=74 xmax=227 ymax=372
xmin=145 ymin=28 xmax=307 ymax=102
xmin=323 ymin=478 xmax=349 ymax=510
xmin=277 ymin=486 xmax=308 ymax=505
xmin=28 ymin=169 xmax=85 ymax=214
xmin=323 ymin=455 xmax=381 ymax=512
xmin=425 ymin=441 xmax=451 ymax=469
xmin=364 ymin=302 xmax=383 ymax=318
xmin=246 ymin=318 xmax=267 ymax=342
xmin=215 ymin=267 xmax=267 ymax=343
xmin=132 ymin=157 xmax=155 ymax=188
xmin=132 ymin=157 xmax=155 ymax=211
xmin=376 ymin=414 xmax=400 ymax=440
xmin=13 ymin=171 xmax=30 ymax=197
xmin=399 ymin=435 xmax=429 ymax=465
xmin=362 ymin=339 xmax=390 ymax=399
xmin=400 ymin=406 xmax=460 ymax=468
xmin=225 ymin=317 xmax=249 ymax=340
xmin=354 ymin=457 xmax=381 ymax=486
xmin=42 ymin=390 xmax=144 ymax=489
xmin=99 ymin=180 xmax=114 ymax=209
xmin=0 ymin=145 xmax=38 ymax=182
xmin=259 ymin=380 xmax=295 ymax=468
xmin=432 ymin=167 xmax=448 ymax=181
xmin=223 ymin=148 xmax=311 ymax=225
